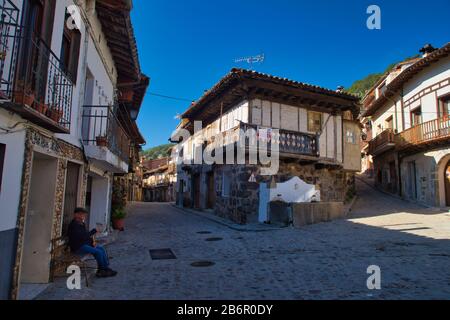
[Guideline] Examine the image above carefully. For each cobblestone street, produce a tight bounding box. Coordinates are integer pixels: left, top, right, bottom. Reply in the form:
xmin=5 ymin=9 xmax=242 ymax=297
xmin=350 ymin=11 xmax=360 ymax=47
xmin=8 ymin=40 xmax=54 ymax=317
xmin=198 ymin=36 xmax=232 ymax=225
xmin=38 ymin=178 xmax=450 ymax=300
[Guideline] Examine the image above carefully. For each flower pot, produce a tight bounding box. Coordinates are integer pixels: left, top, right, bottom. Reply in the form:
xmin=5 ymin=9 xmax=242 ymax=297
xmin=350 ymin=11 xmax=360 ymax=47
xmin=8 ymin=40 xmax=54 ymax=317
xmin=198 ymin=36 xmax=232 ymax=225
xmin=112 ymin=218 xmax=125 ymax=231
xmin=47 ymin=108 xmax=63 ymax=123
xmin=34 ymin=102 xmax=48 ymax=115
xmin=96 ymin=136 xmax=108 ymax=147
xmin=14 ymin=92 xmax=35 ymax=107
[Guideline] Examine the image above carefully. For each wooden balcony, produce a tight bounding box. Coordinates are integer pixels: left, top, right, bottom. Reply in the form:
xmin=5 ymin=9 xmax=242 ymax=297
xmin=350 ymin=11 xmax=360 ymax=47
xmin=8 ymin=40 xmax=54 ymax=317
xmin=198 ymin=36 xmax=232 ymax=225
xmin=396 ymin=117 xmax=450 ymax=153
xmin=210 ymin=122 xmax=320 ymax=159
xmin=368 ymin=129 xmax=396 ymax=156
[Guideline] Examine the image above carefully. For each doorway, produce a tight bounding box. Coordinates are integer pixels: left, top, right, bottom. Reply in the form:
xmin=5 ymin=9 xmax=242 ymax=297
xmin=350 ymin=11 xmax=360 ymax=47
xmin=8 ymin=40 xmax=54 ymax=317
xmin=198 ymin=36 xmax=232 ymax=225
xmin=206 ymin=172 xmax=216 ymax=209
xmin=87 ymin=174 xmax=110 ymax=232
xmin=445 ymin=161 xmax=450 ymax=207
xmin=62 ymin=162 xmax=80 ymax=236
xmin=20 ymin=152 xmax=57 ymax=284
xmin=193 ymin=174 xmax=201 ymax=209
xmin=407 ymin=161 xmax=417 ymax=200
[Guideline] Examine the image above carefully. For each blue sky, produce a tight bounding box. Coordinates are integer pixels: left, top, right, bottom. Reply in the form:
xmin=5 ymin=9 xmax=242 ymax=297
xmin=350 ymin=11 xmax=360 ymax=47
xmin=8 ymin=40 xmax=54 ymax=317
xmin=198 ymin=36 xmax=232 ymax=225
xmin=132 ymin=0 xmax=450 ymax=148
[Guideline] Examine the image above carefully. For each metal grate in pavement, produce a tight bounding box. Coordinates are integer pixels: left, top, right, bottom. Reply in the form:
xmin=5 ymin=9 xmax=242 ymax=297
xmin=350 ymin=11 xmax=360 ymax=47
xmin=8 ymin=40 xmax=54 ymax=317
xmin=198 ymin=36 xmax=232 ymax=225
xmin=205 ymin=237 xmax=223 ymax=242
xmin=149 ymin=249 xmax=177 ymax=260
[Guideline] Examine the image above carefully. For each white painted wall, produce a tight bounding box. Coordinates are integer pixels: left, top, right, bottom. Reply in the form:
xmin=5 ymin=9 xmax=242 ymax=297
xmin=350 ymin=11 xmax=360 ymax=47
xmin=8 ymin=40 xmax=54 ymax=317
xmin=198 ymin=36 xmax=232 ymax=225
xmin=0 ymin=110 xmax=26 ymax=232
xmin=402 ymin=56 xmax=450 ymax=131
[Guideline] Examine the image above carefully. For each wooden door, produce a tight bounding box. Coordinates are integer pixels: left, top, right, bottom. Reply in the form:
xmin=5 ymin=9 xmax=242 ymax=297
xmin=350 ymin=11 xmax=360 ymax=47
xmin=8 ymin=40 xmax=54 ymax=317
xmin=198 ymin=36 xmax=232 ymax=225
xmin=193 ymin=174 xmax=201 ymax=209
xmin=62 ymin=162 xmax=80 ymax=235
xmin=206 ymin=172 xmax=216 ymax=209
xmin=445 ymin=162 xmax=450 ymax=206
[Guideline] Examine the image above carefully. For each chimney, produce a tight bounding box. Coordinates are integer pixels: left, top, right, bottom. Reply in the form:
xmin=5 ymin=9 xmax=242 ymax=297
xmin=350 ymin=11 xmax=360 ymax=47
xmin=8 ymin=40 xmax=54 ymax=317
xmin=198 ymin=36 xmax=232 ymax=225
xmin=420 ymin=44 xmax=437 ymax=58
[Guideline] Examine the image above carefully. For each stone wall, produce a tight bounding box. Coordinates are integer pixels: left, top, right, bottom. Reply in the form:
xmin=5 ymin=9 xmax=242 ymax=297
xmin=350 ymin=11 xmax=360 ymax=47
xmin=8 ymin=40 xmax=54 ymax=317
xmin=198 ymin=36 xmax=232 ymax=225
xmin=206 ymin=161 xmax=354 ymax=225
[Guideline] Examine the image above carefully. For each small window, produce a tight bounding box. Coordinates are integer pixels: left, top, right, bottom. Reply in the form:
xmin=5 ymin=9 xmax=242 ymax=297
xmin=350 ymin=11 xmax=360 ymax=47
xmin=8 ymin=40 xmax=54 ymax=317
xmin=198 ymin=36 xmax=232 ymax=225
xmin=0 ymin=143 xmax=5 ymax=194
xmin=308 ymin=111 xmax=322 ymax=132
xmin=222 ymin=171 xmax=231 ymax=197
xmin=439 ymin=95 xmax=450 ymax=118
xmin=346 ymin=130 xmax=357 ymax=144
xmin=411 ymin=107 xmax=422 ymax=127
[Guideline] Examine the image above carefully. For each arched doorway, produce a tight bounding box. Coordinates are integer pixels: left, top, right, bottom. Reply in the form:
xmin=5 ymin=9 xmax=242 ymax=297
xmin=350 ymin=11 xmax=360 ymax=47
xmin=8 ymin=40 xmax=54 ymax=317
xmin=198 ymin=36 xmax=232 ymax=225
xmin=445 ymin=161 xmax=450 ymax=207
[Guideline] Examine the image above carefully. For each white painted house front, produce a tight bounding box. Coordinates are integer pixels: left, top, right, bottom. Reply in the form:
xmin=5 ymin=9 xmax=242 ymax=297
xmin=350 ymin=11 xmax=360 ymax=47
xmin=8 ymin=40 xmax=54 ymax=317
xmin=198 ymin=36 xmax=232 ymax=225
xmin=363 ymin=43 xmax=450 ymax=208
xmin=0 ymin=0 xmax=148 ymax=300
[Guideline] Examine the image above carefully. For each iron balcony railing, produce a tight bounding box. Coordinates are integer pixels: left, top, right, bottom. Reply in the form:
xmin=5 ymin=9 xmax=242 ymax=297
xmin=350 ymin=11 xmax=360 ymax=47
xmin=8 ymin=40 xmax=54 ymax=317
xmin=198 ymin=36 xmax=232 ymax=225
xmin=0 ymin=0 xmax=20 ymax=100
xmin=14 ymin=34 xmax=74 ymax=130
xmin=1 ymin=11 xmax=74 ymax=131
xmin=82 ymin=105 xmax=131 ymax=163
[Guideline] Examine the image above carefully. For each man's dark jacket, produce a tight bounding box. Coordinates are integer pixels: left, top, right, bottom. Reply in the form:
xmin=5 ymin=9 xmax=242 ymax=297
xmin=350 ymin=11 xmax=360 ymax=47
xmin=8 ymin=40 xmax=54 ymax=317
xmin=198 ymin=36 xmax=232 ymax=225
xmin=67 ymin=219 xmax=96 ymax=252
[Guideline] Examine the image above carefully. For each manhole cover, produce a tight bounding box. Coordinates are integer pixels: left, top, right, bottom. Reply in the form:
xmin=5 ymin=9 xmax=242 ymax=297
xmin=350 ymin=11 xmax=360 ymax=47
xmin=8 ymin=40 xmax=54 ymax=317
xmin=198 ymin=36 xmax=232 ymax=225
xmin=191 ymin=261 xmax=215 ymax=267
xmin=197 ymin=231 xmax=212 ymax=234
xmin=149 ymin=249 xmax=177 ymax=260
xmin=205 ymin=237 xmax=223 ymax=242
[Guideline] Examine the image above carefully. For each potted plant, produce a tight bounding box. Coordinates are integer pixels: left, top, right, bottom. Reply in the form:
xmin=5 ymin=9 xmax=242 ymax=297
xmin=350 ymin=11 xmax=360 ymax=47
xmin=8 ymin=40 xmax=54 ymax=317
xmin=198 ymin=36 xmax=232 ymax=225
xmin=96 ymin=136 xmax=108 ymax=147
xmin=111 ymin=180 xmax=128 ymax=231
xmin=111 ymin=208 xmax=127 ymax=231
xmin=47 ymin=107 xmax=63 ymax=123
xmin=34 ymin=100 xmax=48 ymax=115
xmin=13 ymin=82 xmax=35 ymax=107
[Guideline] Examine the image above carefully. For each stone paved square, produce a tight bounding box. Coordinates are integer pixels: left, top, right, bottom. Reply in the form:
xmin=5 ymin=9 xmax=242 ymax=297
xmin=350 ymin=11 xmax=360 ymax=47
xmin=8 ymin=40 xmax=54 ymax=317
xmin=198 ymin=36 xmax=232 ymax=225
xmin=37 ymin=179 xmax=450 ymax=300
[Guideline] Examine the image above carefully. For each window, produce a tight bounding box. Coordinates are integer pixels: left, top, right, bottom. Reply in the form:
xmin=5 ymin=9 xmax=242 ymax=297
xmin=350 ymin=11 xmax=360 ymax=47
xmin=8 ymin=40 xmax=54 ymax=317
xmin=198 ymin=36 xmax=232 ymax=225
xmin=411 ymin=107 xmax=422 ymax=127
xmin=346 ymin=129 xmax=357 ymax=144
xmin=0 ymin=144 xmax=5 ymax=193
xmin=222 ymin=171 xmax=231 ymax=197
xmin=439 ymin=95 xmax=450 ymax=118
xmin=60 ymin=12 xmax=81 ymax=83
xmin=385 ymin=116 xmax=393 ymax=130
xmin=308 ymin=111 xmax=322 ymax=132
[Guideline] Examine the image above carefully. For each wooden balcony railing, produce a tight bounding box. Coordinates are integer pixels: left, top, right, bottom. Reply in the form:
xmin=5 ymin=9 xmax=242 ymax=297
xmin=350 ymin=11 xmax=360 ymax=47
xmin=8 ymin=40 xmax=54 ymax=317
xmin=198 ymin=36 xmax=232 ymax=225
xmin=82 ymin=105 xmax=131 ymax=163
xmin=397 ymin=117 xmax=450 ymax=150
xmin=368 ymin=129 xmax=396 ymax=155
xmin=210 ymin=122 xmax=320 ymax=157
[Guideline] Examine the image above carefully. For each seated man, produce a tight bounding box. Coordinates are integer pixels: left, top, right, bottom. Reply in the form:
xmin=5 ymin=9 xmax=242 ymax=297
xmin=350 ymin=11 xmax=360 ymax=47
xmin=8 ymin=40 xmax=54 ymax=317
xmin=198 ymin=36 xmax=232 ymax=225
xmin=68 ymin=208 xmax=117 ymax=278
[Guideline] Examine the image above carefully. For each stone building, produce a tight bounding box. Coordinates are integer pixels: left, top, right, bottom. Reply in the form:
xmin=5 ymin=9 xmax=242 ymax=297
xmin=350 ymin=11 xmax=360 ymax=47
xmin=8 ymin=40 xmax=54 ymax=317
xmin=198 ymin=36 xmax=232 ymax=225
xmin=172 ymin=69 xmax=361 ymax=224
xmin=363 ymin=43 xmax=450 ymax=207
xmin=0 ymin=0 xmax=148 ymax=300
xmin=143 ymin=157 xmax=177 ymax=202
